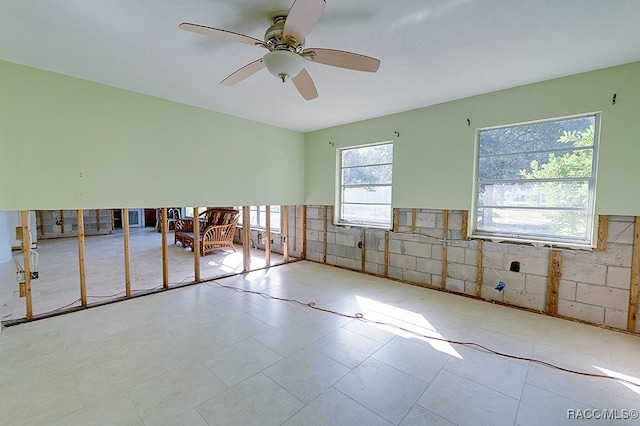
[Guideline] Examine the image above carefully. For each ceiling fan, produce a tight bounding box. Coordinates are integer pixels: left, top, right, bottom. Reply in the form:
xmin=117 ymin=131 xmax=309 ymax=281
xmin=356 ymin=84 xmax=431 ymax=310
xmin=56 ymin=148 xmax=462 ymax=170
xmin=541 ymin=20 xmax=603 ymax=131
xmin=179 ymin=0 xmax=380 ymax=100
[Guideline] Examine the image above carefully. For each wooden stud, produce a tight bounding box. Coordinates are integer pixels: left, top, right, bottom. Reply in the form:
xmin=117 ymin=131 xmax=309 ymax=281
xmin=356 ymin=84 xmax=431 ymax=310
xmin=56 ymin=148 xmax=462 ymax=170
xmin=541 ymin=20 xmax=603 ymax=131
xmin=38 ymin=210 xmax=45 ymax=237
xmin=161 ymin=208 xmax=169 ymax=288
xmin=77 ymin=210 xmax=87 ymax=308
xmin=441 ymin=210 xmax=449 ymax=289
xmin=384 ymin=230 xmax=390 ymax=277
xmin=476 ymin=239 xmax=483 ymax=298
xmin=627 ymin=217 xmax=640 ymax=331
xmin=411 ymin=208 xmax=417 ymax=233
xmin=461 ymin=210 xmax=469 ymax=240
xmin=360 ymin=228 xmax=366 ymax=272
xmin=596 ymin=215 xmax=609 ymax=252
xmin=20 ymin=211 xmax=33 ymax=319
xmin=111 ymin=209 xmax=115 ymax=231
xmin=123 ymin=208 xmax=131 ymax=298
xmin=545 ymin=250 xmax=562 ymax=314
xmin=322 ymin=206 xmax=328 ymax=263
xmin=282 ymin=205 xmax=289 ymax=262
xmin=300 ymin=205 xmax=307 ymax=260
xmin=193 ymin=207 xmax=201 ymax=281
xmin=95 ymin=209 xmax=101 ymax=232
xmin=242 ymin=206 xmax=251 ymax=272
xmin=265 ymin=205 xmax=271 ymax=267
xmin=60 ymin=210 xmax=65 ymax=233
xmin=392 ymin=208 xmax=399 ymax=233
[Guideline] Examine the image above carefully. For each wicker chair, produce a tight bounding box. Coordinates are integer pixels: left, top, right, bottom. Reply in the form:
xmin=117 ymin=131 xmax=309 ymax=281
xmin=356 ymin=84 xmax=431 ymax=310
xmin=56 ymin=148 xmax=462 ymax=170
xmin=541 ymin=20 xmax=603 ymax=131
xmin=174 ymin=208 xmax=239 ymax=256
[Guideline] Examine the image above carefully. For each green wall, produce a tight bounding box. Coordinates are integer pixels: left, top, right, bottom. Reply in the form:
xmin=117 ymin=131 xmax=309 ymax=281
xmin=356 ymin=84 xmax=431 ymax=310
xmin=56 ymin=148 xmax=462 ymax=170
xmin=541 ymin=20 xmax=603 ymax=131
xmin=0 ymin=60 xmax=305 ymax=210
xmin=305 ymin=61 xmax=640 ymax=215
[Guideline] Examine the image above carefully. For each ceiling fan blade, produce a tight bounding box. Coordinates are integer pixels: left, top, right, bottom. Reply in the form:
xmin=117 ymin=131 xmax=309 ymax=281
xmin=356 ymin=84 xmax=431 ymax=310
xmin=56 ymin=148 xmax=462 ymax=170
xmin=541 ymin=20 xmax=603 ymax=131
xmin=220 ymin=59 xmax=265 ymax=86
xmin=179 ymin=23 xmax=264 ymax=47
xmin=292 ymin=68 xmax=318 ymax=100
xmin=283 ymin=0 xmax=326 ymax=45
xmin=303 ymin=48 xmax=380 ymax=72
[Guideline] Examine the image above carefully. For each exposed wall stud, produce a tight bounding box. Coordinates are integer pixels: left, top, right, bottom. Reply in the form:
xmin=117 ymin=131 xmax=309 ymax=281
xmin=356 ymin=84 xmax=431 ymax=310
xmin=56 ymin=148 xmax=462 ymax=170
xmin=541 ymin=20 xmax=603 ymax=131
xmin=360 ymin=228 xmax=366 ymax=272
xmin=282 ymin=205 xmax=289 ymax=262
xmin=441 ymin=210 xmax=449 ymax=289
xmin=193 ymin=207 xmax=201 ymax=281
xmin=384 ymin=230 xmax=390 ymax=277
xmin=123 ymin=208 xmax=131 ymax=298
xmin=461 ymin=210 xmax=469 ymax=240
xmin=545 ymin=250 xmax=562 ymax=314
xmin=265 ymin=205 xmax=271 ymax=266
xmin=242 ymin=206 xmax=251 ymax=272
xmin=627 ymin=216 xmax=640 ymax=331
xmin=60 ymin=210 xmax=65 ymax=233
xmin=38 ymin=210 xmax=45 ymax=237
xmin=596 ymin=215 xmax=609 ymax=252
xmin=95 ymin=209 xmax=101 ymax=232
xmin=161 ymin=208 xmax=169 ymax=288
xmin=476 ymin=239 xmax=483 ymax=297
xmin=322 ymin=206 xmax=328 ymax=263
xmin=411 ymin=208 xmax=417 ymax=233
xmin=20 ymin=211 xmax=33 ymax=318
xmin=393 ymin=208 xmax=399 ymax=233
xmin=77 ymin=210 xmax=87 ymax=308
xmin=300 ymin=205 xmax=307 ymax=259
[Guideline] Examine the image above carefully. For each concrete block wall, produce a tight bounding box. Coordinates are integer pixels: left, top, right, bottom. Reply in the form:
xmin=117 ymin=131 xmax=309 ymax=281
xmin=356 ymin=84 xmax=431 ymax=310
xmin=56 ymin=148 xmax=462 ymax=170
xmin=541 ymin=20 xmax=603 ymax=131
xmin=305 ymin=206 xmax=638 ymax=332
xmin=37 ymin=209 xmax=113 ymax=239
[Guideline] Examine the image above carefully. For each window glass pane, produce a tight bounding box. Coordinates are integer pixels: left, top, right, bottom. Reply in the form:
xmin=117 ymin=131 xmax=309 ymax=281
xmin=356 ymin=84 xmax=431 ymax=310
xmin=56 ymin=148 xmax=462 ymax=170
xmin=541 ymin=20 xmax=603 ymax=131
xmin=342 ymin=144 xmax=393 ymax=167
xmin=479 ymin=116 xmax=595 ymax=156
xmin=478 ymin=149 xmax=593 ymax=180
xmin=477 ymin=207 xmax=587 ymax=240
xmin=478 ymin=181 xmax=588 ymax=209
xmin=342 ymin=204 xmax=391 ymax=226
xmin=342 ymin=186 xmax=392 ymax=204
xmin=343 ymin=164 xmax=392 ymax=185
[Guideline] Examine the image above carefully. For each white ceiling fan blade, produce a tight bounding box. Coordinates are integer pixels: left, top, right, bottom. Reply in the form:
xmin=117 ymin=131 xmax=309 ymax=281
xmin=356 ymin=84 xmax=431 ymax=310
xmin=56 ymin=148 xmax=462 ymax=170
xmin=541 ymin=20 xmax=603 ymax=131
xmin=283 ymin=0 xmax=326 ymax=45
xmin=221 ymin=59 xmax=265 ymax=86
xmin=179 ymin=23 xmax=264 ymax=47
xmin=291 ymin=68 xmax=318 ymax=100
xmin=303 ymin=48 xmax=380 ymax=72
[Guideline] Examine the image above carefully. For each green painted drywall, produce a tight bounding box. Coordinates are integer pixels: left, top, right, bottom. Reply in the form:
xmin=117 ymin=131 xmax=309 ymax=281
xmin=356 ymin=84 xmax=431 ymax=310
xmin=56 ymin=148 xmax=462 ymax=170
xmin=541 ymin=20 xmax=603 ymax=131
xmin=0 ymin=60 xmax=305 ymax=210
xmin=305 ymin=61 xmax=640 ymax=215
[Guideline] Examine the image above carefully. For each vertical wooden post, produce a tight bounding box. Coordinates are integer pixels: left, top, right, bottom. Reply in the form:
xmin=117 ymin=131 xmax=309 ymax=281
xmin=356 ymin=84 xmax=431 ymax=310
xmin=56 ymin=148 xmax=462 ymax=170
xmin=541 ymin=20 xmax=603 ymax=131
xmin=38 ymin=210 xmax=45 ymax=237
xmin=392 ymin=208 xmax=399 ymax=233
xmin=545 ymin=250 xmax=562 ymax=314
xmin=161 ymin=208 xmax=169 ymax=289
xmin=461 ymin=210 xmax=469 ymax=240
xmin=384 ymin=230 xmax=390 ymax=277
xmin=300 ymin=205 xmax=307 ymax=260
xmin=95 ymin=209 xmax=101 ymax=232
xmin=265 ymin=206 xmax=271 ymax=267
xmin=111 ymin=209 xmax=115 ymax=231
xmin=627 ymin=217 xmax=640 ymax=331
xmin=476 ymin=240 xmax=483 ymax=298
xmin=242 ymin=206 xmax=251 ymax=272
xmin=360 ymin=228 xmax=366 ymax=272
xmin=596 ymin=215 xmax=609 ymax=252
xmin=20 ymin=211 xmax=33 ymax=319
xmin=193 ymin=207 xmax=201 ymax=281
xmin=322 ymin=206 xmax=328 ymax=263
xmin=441 ymin=210 xmax=449 ymax=289
xmin=282 ymin=205 xmax=289 ymax=262
xmin=411 ymin=208 xmax=417 ymax=233
xmin=123 ymin=208 xmax=131 ymax=298
xmin=77 ymin=210 xmax=87 ymax=308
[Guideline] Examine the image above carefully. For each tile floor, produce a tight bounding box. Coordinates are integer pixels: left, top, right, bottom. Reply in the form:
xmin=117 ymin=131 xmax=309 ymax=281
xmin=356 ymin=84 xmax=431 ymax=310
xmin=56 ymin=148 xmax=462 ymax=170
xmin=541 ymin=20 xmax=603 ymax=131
xmin=1 ymin=261 xmax=640 ymax=425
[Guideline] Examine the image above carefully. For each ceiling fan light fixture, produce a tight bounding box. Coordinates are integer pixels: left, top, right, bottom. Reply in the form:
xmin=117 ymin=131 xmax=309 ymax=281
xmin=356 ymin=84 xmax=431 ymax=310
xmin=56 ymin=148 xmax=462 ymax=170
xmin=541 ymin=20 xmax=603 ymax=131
xmin=263 ymin=50 xmax=304 ymax=82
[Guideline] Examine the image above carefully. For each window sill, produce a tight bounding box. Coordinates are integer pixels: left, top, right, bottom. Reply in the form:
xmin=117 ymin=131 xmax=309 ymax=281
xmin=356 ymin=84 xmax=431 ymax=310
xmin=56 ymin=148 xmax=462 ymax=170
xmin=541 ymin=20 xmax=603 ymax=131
xmin=470 ymin=233 xmax=595 ymax=250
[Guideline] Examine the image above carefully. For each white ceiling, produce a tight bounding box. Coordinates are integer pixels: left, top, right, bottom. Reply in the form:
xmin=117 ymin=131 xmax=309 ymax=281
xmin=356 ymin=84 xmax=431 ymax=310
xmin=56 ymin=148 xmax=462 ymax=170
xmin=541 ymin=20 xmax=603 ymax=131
xmin=1 ymin=1 xmax=639 ymax=132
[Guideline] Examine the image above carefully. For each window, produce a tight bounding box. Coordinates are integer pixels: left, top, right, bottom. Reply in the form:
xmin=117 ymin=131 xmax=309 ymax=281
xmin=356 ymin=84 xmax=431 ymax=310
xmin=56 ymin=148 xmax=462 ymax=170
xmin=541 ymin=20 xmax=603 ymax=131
xmin=337 ymin=142 xmax=393 ymax=228
xmin=473 ymin=114 xmax=598 ymax=246
xmin=237 ymin=206 xmax=281 ymax=232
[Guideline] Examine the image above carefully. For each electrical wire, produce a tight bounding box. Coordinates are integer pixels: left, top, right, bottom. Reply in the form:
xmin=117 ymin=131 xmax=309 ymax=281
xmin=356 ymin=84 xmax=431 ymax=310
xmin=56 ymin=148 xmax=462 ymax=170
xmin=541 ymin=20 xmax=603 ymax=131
xmin=209 ymin=280 xmax=640 ymax=389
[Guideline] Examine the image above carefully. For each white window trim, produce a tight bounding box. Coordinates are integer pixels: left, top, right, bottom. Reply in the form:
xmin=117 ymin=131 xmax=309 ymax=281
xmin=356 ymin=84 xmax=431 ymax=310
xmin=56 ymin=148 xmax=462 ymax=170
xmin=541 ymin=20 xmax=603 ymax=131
xmin=470 ymin=113 xmax=600 ymax=248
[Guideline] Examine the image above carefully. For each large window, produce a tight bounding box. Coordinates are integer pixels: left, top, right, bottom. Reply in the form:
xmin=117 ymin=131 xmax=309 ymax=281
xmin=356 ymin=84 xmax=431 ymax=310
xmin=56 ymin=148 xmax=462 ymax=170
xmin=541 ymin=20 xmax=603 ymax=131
xmin=337 ymin=142 xmax=393 ymax=228
xmin=237 ymin=206 xmax=281 ymax=232
xmin=473 ymin=114 xmax=598 ymax=246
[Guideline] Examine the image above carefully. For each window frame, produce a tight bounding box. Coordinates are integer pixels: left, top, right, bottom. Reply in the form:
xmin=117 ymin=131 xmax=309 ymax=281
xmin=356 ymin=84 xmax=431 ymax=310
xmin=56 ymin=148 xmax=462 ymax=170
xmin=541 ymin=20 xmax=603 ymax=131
xmin=335 ymin=141 xmax=394 ymax=229
xmin=237 ymin=205 xmax=281 ymax=232
xmin=471 ymin=113 xmax=600 ymax=248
